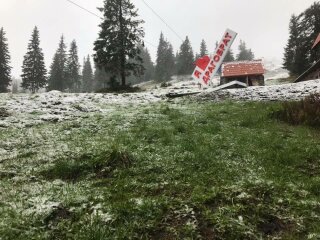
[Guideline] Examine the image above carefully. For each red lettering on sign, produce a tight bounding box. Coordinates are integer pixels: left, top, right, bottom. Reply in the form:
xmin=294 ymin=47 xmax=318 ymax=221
xmin=214 ymin=55 xmax=220 ymax=62
xmin=219 ymin=44 xmax=225 ymax=50
xmin=194 ymin=70 xmax=202 ymax=79
xmin=203 ymin=76 xmax=210 ymax=84
xmin=225 ymin=32 xmax=232 ymax=39
xmin=208 ymin=66 xmax=214 ymax=73
xmin=223 ymin=39 xmax=230 ymax=46
xmin=217 ymin=49 xmax=224 ymax=57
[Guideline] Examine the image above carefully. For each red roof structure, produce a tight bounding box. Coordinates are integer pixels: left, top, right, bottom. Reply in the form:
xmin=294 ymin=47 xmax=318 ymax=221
xmin=312 ymin=33 xmax=320 ymax=49
xmin=222 ymin=60 xmax=265 ymax=77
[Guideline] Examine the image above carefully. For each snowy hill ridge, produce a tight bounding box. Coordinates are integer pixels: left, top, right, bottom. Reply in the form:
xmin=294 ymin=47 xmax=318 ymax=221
xmin=198 ymin=79 xmax=320 ymax=102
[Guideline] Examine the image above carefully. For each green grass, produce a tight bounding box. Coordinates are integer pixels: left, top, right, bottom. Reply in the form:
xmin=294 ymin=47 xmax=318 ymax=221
xmin=1 ymin=101 xmax=320 ymax=239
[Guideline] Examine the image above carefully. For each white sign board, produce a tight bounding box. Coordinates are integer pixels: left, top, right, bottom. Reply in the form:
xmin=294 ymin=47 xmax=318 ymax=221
xmin=192 ymin=29 xmax=238 ymax=86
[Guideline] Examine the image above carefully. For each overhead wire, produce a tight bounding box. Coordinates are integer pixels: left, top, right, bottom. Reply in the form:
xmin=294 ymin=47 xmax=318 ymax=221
xmin=63 ymin=0 xmax=158 ymax=49
xmin=65 ymin=0 xmax=103 ymax=19
xmin=140 ymin=0 xmax=184 ymax=42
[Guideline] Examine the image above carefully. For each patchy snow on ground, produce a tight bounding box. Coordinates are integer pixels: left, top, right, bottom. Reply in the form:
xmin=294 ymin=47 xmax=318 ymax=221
xmin=0 ymin=91 xmax=165 ymax=128
xmin=1 ymin=78 xmax=320 ymax=129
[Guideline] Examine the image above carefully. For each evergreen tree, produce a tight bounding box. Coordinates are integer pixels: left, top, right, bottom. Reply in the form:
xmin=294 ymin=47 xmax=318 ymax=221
xmin=21 ymin=27 xmax=47 ymax=93
xmin=176 ymin=36 xmax=194 ymax=75
xmin=301 ymin=2 xmax=320 ymax=66
xmin=155 ymin=33 xmax=166 ymax=81
xmin=94 ymin=0 xmax=145 ymax=87
xmin=237 ymin=40 xmax=255 ymax=61
xmin=283 ymin=2 xmax=320 ymax=76
xmin=66 ymin=40 xmax=81 ymax=92
xmin=155 ymin=33 xmax=175 ymax=82
xmin=164 ymin=43 xmax=175 ymax=80
xmin=0 ymin=27 xmax=11 ymax=92
xmin=200 ymin=39 xmax=208 ymax=57
xmin=283 ymin=15 xmax=304 ymax=76
xmin=82 ymin=55 xmax=93 ymax=92
xmin=48 ymin=36 xmax=68 ymax=91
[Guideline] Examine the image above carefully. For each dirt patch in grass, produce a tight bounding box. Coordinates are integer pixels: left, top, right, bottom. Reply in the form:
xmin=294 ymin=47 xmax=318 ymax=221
xmin=0 ymin=107 xmax=10 ymax=118
xmin=41 ymin=149 xmax=135 ymax=181
xmin=149 ymin=206 xmax=215 ymax=240
xmin=257 ymin=214 xmax=294 ymax=236
xmin=298 ymin=157 xmax=320 ymax=177
xmin=44 ymin=205 xmax=72 ymax=227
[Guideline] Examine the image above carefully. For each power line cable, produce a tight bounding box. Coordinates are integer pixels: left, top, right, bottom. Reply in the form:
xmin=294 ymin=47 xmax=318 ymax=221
xmin=63 ymin=0 xmax=157 ymax=48
xmin=140 ymin=0 xmax=184 ymax=42
xmin=65 ymin=0 xmax=103 ymax=19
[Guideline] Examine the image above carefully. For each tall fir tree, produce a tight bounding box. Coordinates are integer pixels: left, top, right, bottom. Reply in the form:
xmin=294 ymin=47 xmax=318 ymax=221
xmin=66 ymin=40 xmax=81 ymax=92
xmin=21 ymin=27 xmax=47 ymax=93
xmin=237 ymin=40 xmax=255 ymax=61
xmin=302 ymin=1 xmax=320 ymax=65
xmin=176 ymin=36 xmax=194 ymax=75
xmin=164 ymin=42 xmax=175 ymax=80
xmin=155 ymin=33 xmax=175 ymax=82
xmin=48 ymin=36 xmax=68 ymax=91
xmin=283 ymin=15 xmax=303 ymax=76
xmin=82 ymin=55 xmax=93 ymax=92
xmin=200 ymin=39 xmax=208 ymax=57
xmin=0 ymin=27 xmax=11 ymax=92
xmin=94 ymin=0 xmax=145 ymax=87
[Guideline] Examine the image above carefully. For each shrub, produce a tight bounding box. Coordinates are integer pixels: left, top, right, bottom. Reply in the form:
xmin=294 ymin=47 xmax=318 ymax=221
xmin=160 ymin=82 xmax=172 ymax=88
xmin=96 ymin=85 xmax=143 ymax=93
xmin=272 ymin=93 xmax=320 ymax=127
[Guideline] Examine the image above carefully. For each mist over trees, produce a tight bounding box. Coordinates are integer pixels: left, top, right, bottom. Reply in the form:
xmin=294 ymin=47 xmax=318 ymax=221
xmin=224 ymin=49 xmax=235 ymax=62
xmin=140 ymin=47 xmax=154 ymax=82
xmin=129 ymin=46 xmax=154 ymax=83
xmin=94 ymin=65 xmax=110 ymax=90
xmin=283 ymin=2 xmax=320 ymax=76
xmin=21 ymin=27 xmax=47 ymax=93
xmin=94 ymin=0 xmax=145 ymax=87
xmin=0 ymin=27 xmax=12 ymax=92
xmin=236 ymin=40 xmax=255 ymax=61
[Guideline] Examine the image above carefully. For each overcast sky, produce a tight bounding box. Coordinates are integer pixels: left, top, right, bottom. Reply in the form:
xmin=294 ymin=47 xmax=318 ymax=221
xmin=0 ymin=0 xmax=317 ymax=77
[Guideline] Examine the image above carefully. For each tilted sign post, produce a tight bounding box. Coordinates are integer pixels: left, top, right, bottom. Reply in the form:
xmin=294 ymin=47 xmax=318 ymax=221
xmin=192 ymin=29 xmax=238 ymax=87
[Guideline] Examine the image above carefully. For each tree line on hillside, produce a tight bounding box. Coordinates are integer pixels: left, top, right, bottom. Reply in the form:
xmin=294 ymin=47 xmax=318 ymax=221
xmin=283 ymin=1 xmax=320 ymax=76
xmin=0 ymin=0 xmax=257 ymax=93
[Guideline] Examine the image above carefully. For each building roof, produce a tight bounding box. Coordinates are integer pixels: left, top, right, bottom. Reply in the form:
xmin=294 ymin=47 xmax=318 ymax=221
xmin=312 ymin=33 xmax=320 ymax=49
xmin=222 ymin=60 xmax=265 ymax=77
xmin=295 ymin=58 xmax=320 ymax=82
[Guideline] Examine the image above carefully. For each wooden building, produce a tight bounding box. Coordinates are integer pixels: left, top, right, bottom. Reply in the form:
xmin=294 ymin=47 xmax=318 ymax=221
xmin=295 ymin=33 xmax=320 ymax=82
xmin=220 ymin=60 xmax=265 ymax=86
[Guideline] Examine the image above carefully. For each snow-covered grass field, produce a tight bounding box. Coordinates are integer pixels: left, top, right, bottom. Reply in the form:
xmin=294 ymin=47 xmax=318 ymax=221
xmin=1 ymin=80 xmax=320 ymax=239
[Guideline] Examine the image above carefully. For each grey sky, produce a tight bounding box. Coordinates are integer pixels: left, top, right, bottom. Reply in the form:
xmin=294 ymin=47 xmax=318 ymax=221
xmin=0 ymin=0 xmax=317 ymax=77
